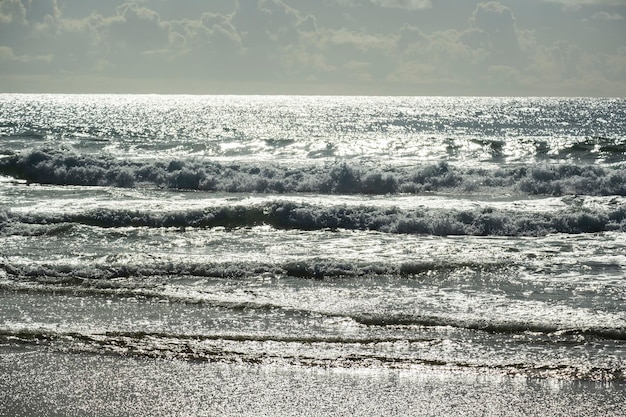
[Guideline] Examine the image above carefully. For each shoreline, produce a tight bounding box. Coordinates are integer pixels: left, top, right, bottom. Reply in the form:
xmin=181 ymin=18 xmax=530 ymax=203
xmin=2 ymin=348 xmax=624 ymax=417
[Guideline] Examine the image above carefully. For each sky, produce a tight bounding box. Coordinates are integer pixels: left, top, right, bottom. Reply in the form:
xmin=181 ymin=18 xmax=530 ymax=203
xmin=0 ymin=0 xmax=625 ymax=96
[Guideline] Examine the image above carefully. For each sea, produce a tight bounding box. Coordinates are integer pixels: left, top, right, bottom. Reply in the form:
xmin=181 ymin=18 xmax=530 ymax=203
xmin=0 ymin=94 xmax=625 ymax=416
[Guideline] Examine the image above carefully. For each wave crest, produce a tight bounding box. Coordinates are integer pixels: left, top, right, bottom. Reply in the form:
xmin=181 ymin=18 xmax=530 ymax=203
xmin=4 ymin=201 xmax=626 ymax=236
xmin=2 ymin=148 xmax=626 ymax=196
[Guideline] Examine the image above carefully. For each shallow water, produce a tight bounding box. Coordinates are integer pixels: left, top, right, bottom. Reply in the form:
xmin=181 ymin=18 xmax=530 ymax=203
xmin=2 ymin=350 xmax=625 ymax=417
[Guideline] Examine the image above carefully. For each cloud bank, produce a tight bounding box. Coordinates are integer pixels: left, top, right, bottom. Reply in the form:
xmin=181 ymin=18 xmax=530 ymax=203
xmin=0 ymin=0 xmax=624 ymax=96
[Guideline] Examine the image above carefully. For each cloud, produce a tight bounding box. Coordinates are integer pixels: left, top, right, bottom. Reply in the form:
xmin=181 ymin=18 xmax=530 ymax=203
xmin=391 ymin=28 xmax=485 ymax=90
xmin=103 ymin=3 xmax=170 ymax=53
xmin=169 ymin=13 xmax=242 ymax=53
xmin=24 ymin=0 xmax=60 ymax=22
xmin=464 ymin=2 xmax=523 ymax=66
xmin=592 ymin=11 xmax=624 ymax=20
xmin=0 ymin=0 xmax=29 ymax=49
xmin=233 ymin=0 xmax=317 ymax=46
xmin=0 ymin=46 xmax=14 ymax=60
xmin=295 ymin=27 xmax=397 ymax=83
xmin=0 ymin=44 xmax=51 ymax=66
xmin=0 ymin=0 xmax=624 ymax=95
xmin=220 ymin=0 xmax=319 ymax=80
xmin=370 ymin=0 xmax=432 ymax=10
xmin=470 ymin=2 xmax=516 ymax=32
xmin=542 ymin=0 xmax=626 ymax=4
xmin=0 ymin=0 xmax=27 ymax=24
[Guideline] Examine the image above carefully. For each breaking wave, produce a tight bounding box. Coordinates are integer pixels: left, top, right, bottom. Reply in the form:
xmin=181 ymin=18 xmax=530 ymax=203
xmin=2 ymin=200 xmax=625 ymax=236
xmin=0 ymin=257 xmax=507 ymax=284
xmin=2 ymin=148 xmax=626 ymax=196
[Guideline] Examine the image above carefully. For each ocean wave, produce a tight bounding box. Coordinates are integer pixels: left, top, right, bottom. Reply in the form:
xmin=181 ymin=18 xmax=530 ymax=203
xmin=2 ymin=148 xmax=626 ymax=196
xmin=3 ymin=200 xmax=626 ymax=236
xmin=0 ymin=257 xmax=506 ymax=284
xmin=2 ymin=305 xmax=623 ymax=343
xmin=2 ymin=272 xmax=624 ymax=343
xmin=350 ymin=313 xmax=626 ymax=341
xmin=1 ymin=328 xmax=623 ymax=380
xmin=0 ymin=328 xmax=437 ymax=347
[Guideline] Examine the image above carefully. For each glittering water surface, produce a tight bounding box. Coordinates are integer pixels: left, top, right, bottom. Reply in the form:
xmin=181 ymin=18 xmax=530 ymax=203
xmin=1 ymin=95 xmax=625 ymax=415
xmin=1 ymin=94 xmax=624 ymax=164
xmin=2 ymin=351 xmax=625 ymax=417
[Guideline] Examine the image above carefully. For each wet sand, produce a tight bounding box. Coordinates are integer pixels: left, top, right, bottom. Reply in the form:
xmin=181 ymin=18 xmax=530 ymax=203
xmin=1 ymin=348 xmax=624 ymax=417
